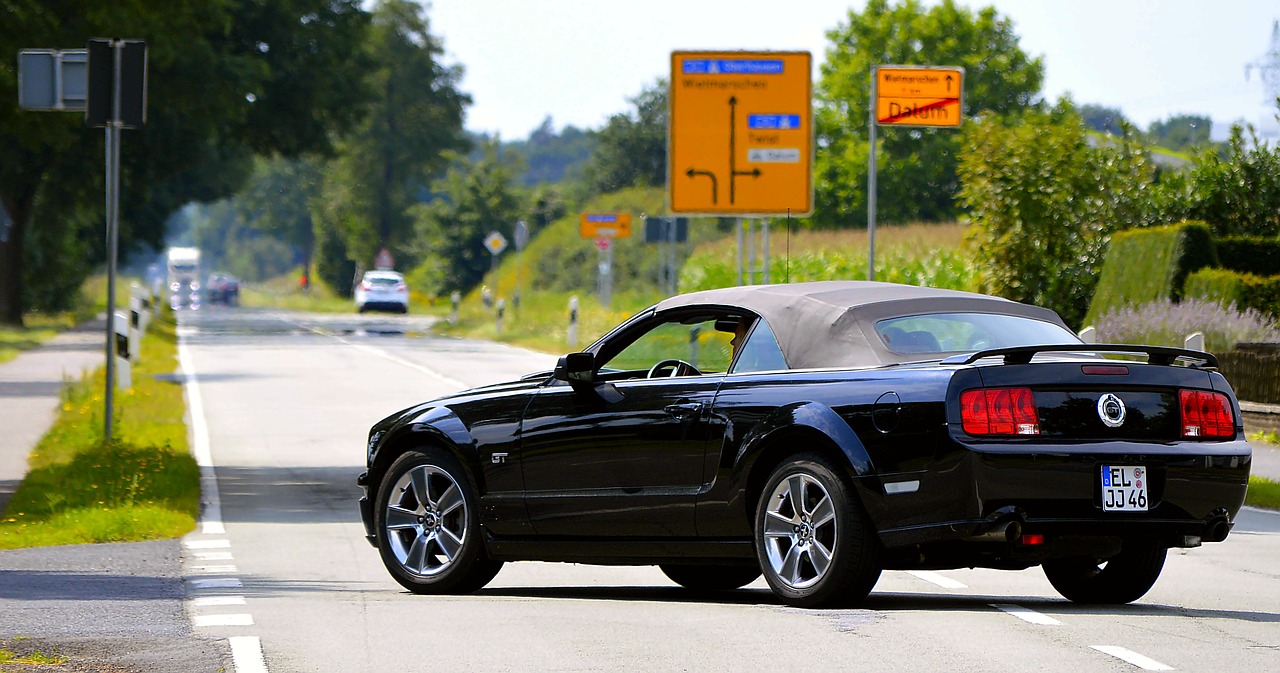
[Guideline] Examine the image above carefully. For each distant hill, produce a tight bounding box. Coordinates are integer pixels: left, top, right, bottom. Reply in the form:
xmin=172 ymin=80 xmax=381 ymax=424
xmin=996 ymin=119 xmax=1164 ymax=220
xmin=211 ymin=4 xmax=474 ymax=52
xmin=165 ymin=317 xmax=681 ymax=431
xmin=469 ymin=117 xmax=597 ymax=187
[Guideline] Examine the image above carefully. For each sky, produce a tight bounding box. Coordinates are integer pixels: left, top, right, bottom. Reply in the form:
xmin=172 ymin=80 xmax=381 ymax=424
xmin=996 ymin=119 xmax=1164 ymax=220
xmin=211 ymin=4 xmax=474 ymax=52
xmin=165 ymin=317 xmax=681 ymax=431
xmin=423 ymin=0 xmax=1280 ymax=141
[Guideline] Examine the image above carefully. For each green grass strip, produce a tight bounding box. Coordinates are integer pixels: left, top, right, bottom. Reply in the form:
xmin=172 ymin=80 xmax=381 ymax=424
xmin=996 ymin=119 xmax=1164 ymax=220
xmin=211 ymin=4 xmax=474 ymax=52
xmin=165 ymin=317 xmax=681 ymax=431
xmin=0 ymin=311 xmax=199 ymax=549
xmin=1246 ymin=476 xmax=1280 ymax=511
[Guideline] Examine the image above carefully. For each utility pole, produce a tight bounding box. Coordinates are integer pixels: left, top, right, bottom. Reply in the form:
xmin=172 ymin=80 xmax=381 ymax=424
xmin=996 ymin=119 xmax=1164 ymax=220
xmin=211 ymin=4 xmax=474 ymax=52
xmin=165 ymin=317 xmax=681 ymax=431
xmin=1246 ymin=20 xmax=1280 ymax=104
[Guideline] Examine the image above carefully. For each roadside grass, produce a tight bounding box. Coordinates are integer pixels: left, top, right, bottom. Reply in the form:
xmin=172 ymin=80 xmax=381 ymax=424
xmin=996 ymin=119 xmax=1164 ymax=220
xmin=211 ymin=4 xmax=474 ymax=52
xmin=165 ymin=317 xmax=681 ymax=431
xmin=239 ymin=272 xmax=354 ymax=313
xmin=0 ymin=640 xmax=68 ymax=667
xmin=0 ymin=309 xmax=199 ymax=549
xmin=1248 ymin=476 xmax=1280 ymax=510
xmin=0 ymin=280 xmax=105 ymax=364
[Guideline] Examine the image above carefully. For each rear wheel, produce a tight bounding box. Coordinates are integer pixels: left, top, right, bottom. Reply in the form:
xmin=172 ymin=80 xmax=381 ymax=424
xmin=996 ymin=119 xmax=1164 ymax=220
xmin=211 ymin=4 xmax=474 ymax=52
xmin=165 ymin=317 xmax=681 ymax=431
xmin=754 ymin=454 xmax=881 ymax=608
xmin=660 ymin=564 xmax=761 ymax=592
xmin=1042 ymin=540 xmax=1167 ymax=604
xmin=374 ymin=449 xmax=502 ymax=594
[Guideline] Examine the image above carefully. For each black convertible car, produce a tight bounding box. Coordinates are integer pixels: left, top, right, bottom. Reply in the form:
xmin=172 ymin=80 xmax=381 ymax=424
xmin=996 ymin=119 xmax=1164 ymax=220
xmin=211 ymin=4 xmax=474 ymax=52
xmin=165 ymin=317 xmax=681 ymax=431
xmin=358 ymin=281 xmax=1251 ymax=607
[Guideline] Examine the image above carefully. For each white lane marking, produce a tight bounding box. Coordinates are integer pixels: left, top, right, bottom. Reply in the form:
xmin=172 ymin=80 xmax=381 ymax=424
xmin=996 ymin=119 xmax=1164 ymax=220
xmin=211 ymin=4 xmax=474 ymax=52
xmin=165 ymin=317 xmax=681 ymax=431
xmin=178 ymin=336 xmax=226 ymax=535
xmin=191 ymin=564 xmax=238 ymax=573
xmin=193 ymin=596 xmax=246 ymax=607
xmin=991 ymin=603 xmax=1063 ymax=625
xmin=314 ymin=325 xmax=468 ymax=389
xmin=191 ymin=578 xmax=243 ymax=590
xmin=906 ymin=570 xmax=968 ymax=589
xmin=184 ymin=539 xmax=231 ymax=549
xmin=1090 ymin=646 xmax=1174 ymax=671
xmin=194 ymin=551 xmax=235 ymax=561
xmin=229 ymin=636 xmax=269 ymax=673
xmin=194 ymin=613 xmax=254 ymax=627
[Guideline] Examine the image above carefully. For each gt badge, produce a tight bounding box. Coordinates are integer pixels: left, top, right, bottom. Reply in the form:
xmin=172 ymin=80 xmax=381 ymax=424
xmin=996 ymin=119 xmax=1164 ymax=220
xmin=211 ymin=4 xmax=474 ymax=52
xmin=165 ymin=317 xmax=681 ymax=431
xmin=1097 ymin=393 xmax=1126 ymax=428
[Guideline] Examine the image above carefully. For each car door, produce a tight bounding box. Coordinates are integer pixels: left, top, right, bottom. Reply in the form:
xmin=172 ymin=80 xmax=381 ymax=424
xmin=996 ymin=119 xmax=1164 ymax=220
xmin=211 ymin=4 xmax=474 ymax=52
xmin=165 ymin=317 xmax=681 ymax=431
xmin=518 ymin=312 xmax=738 ymax=537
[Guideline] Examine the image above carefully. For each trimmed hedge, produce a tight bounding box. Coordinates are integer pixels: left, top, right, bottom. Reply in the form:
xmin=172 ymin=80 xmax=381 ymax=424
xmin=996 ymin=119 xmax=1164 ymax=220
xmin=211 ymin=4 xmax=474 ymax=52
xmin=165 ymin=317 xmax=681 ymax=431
xmin=1216 ymin=236 xmax=1280 ymax=278
xmin=1086 ymin=222 xmax=1217 ymax=325
xmin=1184 ymin=268 xmax=1280 ymax=320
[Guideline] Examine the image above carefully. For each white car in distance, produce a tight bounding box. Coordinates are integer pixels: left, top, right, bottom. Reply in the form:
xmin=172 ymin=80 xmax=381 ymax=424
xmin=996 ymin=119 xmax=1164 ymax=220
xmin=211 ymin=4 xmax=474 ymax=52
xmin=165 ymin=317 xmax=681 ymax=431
xmin=355 ymin=271 xmax=409 ymax=314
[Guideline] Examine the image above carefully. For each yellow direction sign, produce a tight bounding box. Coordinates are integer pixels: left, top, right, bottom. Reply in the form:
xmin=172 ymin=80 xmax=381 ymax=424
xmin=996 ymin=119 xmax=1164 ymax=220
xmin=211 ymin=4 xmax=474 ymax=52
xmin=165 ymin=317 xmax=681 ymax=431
xmin=874 ymin=65 xmax=964 ymax=128
xmin=669 ymin=51 xmax=813 ymax=216
xmin=579 ymin=212 xmax=632 ymax=239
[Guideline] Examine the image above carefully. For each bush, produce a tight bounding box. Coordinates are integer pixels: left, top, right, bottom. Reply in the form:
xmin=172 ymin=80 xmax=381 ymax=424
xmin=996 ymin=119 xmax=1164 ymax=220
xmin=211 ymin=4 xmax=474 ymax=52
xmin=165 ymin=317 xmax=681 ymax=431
xmin=1092 ymin=298 xmax=1280 ymax=352
xmin=1216 ymin=236 xmax=1280 ymax=278
xmin=1086 ymin=222 xmax=1217 ymax=325
xmin=1184 ymin=268 xmax=1280 ymax=321
xmin=1153 ymin=124 xmax=1280 ymax=238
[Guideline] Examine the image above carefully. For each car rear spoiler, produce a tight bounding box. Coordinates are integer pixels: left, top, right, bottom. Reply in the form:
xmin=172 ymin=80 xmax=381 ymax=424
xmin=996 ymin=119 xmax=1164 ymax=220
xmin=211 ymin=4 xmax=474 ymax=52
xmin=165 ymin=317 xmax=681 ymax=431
xmin=940 ymin=344 xmax=1218 ymax=369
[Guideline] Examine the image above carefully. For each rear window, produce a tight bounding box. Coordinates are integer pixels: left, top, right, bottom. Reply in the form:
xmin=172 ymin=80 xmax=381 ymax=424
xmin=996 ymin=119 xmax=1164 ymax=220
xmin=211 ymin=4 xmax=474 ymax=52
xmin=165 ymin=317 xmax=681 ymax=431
xmin=366 ymin=275 xmax=402 ymax=287
xmin=875 ymin=312 xmax=1079 ymax=355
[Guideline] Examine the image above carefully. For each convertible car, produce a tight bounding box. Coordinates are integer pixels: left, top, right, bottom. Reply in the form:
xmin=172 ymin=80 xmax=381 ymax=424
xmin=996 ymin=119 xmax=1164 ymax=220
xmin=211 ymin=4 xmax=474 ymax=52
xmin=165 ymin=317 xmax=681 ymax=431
xmin=358 ymin=281 xmax=1252 ymax=607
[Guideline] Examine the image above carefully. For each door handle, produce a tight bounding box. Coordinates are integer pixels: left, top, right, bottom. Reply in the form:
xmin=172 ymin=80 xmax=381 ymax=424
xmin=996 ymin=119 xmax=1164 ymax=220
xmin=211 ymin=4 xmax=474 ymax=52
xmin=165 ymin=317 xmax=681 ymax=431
xmin=664 ymin=401 xmax=703 ymax=419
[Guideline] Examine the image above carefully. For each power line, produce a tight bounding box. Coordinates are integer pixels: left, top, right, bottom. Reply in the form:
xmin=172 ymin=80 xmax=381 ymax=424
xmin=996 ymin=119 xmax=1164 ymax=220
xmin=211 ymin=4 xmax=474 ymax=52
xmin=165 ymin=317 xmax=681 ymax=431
xmin=1245 ymin=19 xmax=1280 ymax=104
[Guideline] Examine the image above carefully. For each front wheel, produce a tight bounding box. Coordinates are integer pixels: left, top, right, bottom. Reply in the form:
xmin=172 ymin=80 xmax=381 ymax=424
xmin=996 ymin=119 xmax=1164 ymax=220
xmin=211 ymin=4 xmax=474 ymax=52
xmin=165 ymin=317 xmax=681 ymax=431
xmin=374 ymin=449 xmax=502 ymax=594
xmin=1042 ymin=540 xmax=1167 ymax=604
xmin=660 ymin=564 xmax=761 ymax=592
xmin=754 ymin=454 xmax=882 ymax=608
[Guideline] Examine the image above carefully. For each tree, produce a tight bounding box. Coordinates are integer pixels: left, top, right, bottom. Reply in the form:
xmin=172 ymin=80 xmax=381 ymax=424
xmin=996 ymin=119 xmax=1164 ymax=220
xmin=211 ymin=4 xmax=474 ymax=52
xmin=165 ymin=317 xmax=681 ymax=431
xmin=582 ymin=81 xmax=667 ymax=196
xmin=320 ymin=0 xmax=469 ymax=273
xmin=1153 ymin=119 xmax=1280 ymax=238
xmin=1078 ymin=104 xmax=1130 ymax=135
xmin=815 ymin=0 xmax=1044 ymax=228
xmin=0 ymin=0 xmax=372 ymax=326
xmin=237 ymin=156 xmax=324 ymax=281
xmin=506 ymin=117 xmax=597 ymax=186
xmin=409 ymin=141 xmax=526 ymax=294
xmin=1147 ymin=113 xmax=1214 ymax=152
xmin=958 ymin=103 xmax=1152 ymax=328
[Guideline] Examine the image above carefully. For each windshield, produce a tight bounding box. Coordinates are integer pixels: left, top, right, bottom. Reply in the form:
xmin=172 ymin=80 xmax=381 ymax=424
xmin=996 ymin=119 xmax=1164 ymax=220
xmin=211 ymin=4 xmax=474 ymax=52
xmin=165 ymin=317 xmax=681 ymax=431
xmin=875 ymin=312 xmax=1080 ymax=355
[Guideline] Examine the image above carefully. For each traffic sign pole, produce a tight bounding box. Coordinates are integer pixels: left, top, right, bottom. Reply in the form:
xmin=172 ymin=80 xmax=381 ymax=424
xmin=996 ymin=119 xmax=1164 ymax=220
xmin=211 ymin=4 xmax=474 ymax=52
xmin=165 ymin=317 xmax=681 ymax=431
xmin=868 ymin=67 xmax=878 ymax=282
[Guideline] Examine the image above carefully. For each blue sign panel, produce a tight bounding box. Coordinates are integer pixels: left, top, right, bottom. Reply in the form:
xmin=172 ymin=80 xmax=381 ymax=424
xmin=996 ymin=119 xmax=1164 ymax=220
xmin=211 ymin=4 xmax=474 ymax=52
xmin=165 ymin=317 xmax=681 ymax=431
xmin=681 ymin=59 xmax=785 ymax=75
xmin=586 ymin=214 xmax=618 ymax=223
xmin=748 ymin=114 xmax=802 ymax=130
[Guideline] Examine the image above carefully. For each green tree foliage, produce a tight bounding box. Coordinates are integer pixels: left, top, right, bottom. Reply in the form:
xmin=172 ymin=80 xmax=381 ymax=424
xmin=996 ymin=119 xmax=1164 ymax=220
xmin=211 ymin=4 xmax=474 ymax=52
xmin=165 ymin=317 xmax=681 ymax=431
xmin=958 ymin=103 xmax=1152 ymax=328
xmin=236 ymin=157 xmax=323 ymax=280
xmin=582 ymin=81 xmax=667 ymax=196
xmin=409 ymin=141 xmax=526 ymax=294
xmin=0 ymin=0 xmax=372 ymax=325
xmin=321 ymin=0 xmax=469 ymax=272
xmin=1153 ymin=122 xmax=1280 ymax=238
xmin=506 ymin=117 xmax=598 ymax=186
xmin=815 ymin=0 xmax=1044 ymax=228
xmin=1078 ymin=104 xmax=1130 ymax=135
xmin=1147 ymin=114 xmax=1213 ymax=151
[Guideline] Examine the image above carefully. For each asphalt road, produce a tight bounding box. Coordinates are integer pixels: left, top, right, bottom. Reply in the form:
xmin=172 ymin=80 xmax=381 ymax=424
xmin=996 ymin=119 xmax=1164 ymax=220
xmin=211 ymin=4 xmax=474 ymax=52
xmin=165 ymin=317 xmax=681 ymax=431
xmin=169 ymin=306 xmax=1280 ymax=673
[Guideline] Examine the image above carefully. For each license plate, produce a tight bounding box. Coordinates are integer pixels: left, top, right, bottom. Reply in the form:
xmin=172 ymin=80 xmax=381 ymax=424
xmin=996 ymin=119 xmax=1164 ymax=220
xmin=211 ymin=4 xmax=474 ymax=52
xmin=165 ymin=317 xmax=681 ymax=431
xmin=1101 ymin=465 xmax=1148 ymax=511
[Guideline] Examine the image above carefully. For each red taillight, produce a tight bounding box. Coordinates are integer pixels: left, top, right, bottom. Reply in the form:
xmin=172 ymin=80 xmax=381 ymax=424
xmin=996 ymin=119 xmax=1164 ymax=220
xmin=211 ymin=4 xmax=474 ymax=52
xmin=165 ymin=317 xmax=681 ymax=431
xmin=394 ymin=283 xmax=406 ymax=292
xmin=360 ymin=281 xmax=372 ymax=291
xmin=961 ymin=387 xmax=1040 ymax=436
xmin=1179 ymin=389 xmax=1234 ymax=438
xmin=1018 ymin=533 xmax=1045 ymax=546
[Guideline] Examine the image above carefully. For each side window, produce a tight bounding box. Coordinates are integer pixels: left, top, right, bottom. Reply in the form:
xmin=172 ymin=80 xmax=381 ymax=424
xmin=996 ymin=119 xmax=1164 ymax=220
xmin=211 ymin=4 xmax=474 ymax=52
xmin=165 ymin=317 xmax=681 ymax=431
xmin=730 ymin=319 xmax=788 ymax=373
xmin=602 ymin=317 xmax=734 ymax=374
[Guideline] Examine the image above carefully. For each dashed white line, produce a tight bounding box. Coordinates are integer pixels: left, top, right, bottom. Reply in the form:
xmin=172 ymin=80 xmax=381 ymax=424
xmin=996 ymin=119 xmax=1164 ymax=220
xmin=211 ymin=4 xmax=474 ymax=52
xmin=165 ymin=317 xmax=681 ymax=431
xmin=906 ymin=570 xmax=968 ymax=589
xmin=991 ymin=603 xmax=1063 ymax=625
xmin=195 ymin=613 xmax=255 ymax=628
xmin=193 ymin=596 xmax=247 ymax=607
xmin=229 ymin=636 xmax=269 ymax=673
xmin=1091 ymin=646 xmax=1174 ymax=671
xmin=184 ymin=539 xmax=231 ymax=549
xmin=194 ymin=551 xmax=235 ymax=561
xmin=191 ymin=564 xmax=238 ymax=574
xmin=190 ymin=577 xmax=244 ymax=590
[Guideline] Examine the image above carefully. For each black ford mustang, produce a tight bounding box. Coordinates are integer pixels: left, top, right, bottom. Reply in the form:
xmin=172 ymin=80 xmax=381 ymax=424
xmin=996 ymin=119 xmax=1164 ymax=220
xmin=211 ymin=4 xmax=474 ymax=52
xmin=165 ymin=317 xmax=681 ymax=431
xmin=358 ymin=281 xmax=1251 ymax=607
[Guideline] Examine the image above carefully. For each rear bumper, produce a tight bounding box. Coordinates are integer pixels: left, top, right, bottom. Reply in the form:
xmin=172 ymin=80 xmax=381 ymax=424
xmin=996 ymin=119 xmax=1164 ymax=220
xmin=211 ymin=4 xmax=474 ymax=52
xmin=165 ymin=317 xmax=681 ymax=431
xmin=874 ymin=438 xmax=1251 ymax=551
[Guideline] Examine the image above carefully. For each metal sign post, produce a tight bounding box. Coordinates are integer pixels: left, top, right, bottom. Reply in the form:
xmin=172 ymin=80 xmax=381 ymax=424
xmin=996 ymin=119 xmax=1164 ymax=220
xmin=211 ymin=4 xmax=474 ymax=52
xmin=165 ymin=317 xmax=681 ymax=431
xmin=867 ymin=64 xmax=963 ymax=281
xmin=22 ymin=39 xmax=146 ymax=440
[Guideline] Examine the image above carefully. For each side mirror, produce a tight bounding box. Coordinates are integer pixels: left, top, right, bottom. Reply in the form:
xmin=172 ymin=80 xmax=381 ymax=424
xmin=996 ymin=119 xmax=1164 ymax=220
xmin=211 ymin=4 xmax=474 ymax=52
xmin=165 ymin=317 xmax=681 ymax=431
xmin=554 ymin=352 xmax=595 ymax=385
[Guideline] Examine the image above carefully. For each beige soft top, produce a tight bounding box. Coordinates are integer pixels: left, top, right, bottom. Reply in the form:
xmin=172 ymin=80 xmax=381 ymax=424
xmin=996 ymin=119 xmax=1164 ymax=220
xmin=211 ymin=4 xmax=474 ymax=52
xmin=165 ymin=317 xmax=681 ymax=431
xmin=650 ymin=281 xmax=1070 ymax=368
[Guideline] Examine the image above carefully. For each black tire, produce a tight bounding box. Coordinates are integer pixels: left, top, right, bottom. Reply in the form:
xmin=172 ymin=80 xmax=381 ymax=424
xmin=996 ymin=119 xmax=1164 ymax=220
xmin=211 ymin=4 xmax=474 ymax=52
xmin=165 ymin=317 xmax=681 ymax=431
xmin=754 ymin=454 xmax=882 ymax=608
xmin=374 ymin=449 xmax=502 ymax=594
xmin=660 ymin=564 xmax=761 ymax=592
xmin=1042 ymin=540 xmax=1167 ymax=604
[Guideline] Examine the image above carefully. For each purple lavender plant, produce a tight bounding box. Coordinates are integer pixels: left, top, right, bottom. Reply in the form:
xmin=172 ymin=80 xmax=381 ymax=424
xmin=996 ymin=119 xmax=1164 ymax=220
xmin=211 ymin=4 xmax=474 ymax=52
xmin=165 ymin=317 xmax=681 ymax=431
xmin=1093 ymin=299 xmax=1280 ymax=352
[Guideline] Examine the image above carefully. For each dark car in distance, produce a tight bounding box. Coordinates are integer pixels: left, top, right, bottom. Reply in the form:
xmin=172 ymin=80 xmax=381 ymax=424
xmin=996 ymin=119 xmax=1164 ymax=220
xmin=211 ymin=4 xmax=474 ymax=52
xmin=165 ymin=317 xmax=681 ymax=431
xmin=358 ymin=281 xmax=1251 ymax=607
